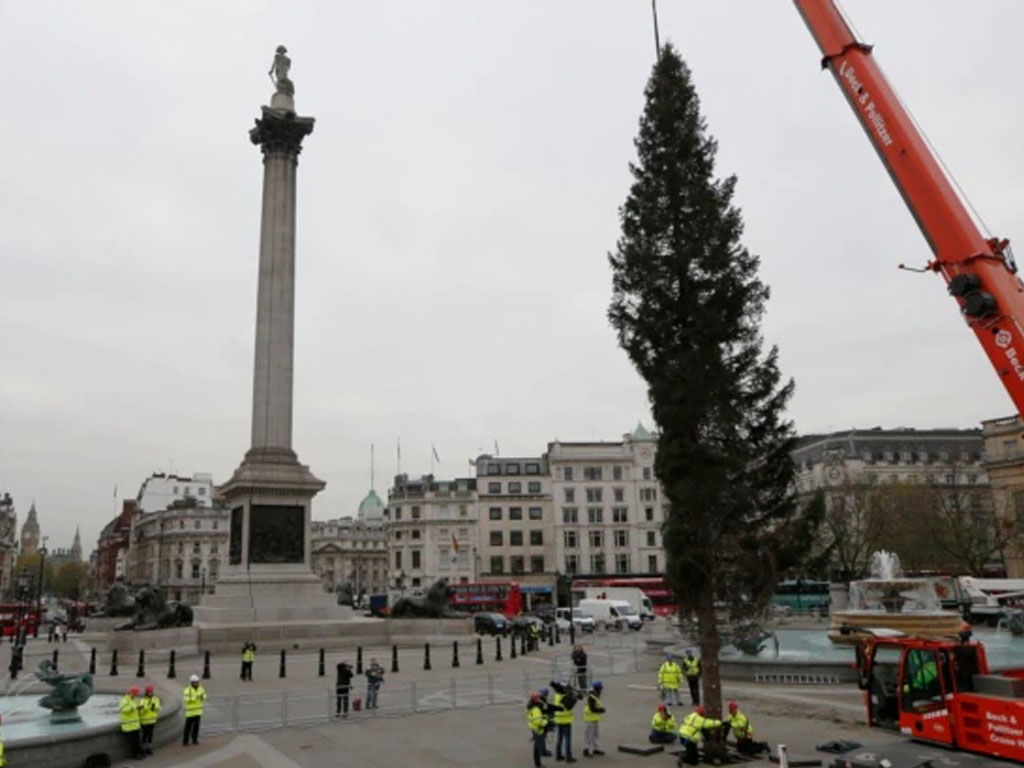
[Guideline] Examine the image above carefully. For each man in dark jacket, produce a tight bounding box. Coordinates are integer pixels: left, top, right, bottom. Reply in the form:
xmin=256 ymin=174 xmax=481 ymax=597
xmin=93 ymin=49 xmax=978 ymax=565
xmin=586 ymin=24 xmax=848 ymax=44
xmin=571 ymin=645 xmax=588 ymax=689
xmin=335 ymin=661 xmax=353 ymax=717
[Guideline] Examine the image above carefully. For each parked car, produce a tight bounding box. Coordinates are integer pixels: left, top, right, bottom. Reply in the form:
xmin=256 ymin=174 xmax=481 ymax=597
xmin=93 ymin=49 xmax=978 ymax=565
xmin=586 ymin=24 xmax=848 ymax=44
xmin=555 ymin=607 xmax=596 ymax=633
xmin=474 ymin=612 xmax=510 ymax=636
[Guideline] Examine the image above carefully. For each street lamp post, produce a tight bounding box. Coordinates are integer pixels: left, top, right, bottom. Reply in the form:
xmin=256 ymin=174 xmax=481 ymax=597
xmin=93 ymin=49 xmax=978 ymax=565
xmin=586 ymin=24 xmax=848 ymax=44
xmin=15 ymin=568 xmax=30 ymax=644
xmin=34 ymin=541 xmax=48 ymax=638
xmin=201 ymin=567 xmax=207 ymax=599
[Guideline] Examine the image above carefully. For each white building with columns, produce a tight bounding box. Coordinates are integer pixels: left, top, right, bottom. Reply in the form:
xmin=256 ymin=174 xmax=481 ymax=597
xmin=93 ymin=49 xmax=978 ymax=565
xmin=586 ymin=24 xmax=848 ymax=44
xmin=311 ymin=489 xmax=389 ymax=596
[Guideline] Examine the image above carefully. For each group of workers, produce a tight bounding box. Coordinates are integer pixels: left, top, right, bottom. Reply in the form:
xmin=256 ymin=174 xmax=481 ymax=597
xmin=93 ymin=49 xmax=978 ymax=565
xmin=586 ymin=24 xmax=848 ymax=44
xmin=526 ymin=649 xmax=767 ymax=767
xmin=119 ymin=674 xmax=206 ymax=759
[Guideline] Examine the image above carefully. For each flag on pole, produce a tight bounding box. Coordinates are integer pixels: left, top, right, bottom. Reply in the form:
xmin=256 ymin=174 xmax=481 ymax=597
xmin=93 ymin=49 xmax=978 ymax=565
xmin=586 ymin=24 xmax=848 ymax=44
xmin=494 ymin=439 xmax=500 ymax=456
xmin=451 ymin=533 xmax=460 ymax=563
xmin=432 ymin=444 xmax=441 ymax=464
xmin=113 ymin=484 xmax=118 ymax=498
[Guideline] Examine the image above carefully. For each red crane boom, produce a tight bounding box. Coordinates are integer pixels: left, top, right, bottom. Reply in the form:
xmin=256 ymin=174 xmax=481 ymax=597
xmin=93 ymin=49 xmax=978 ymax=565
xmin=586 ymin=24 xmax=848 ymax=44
xmin=794 ymin=0 xmax=1024 ymax=416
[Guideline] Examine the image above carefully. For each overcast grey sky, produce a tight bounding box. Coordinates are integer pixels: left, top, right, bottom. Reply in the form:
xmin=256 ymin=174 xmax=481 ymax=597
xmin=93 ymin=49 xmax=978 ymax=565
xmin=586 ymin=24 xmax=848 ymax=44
xmin=1 ymin=1 xmax=1020 ymax=554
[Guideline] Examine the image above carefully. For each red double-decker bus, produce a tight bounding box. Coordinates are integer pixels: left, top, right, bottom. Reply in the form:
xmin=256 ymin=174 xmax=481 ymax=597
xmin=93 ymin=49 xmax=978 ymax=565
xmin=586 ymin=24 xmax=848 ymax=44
xmin=0 ymin=605 xmax=40 ymax=636
xmin=571 ymin=576 xmax=676 ymax=616
xmin=449 ymin=582 xmax=523 ymax=618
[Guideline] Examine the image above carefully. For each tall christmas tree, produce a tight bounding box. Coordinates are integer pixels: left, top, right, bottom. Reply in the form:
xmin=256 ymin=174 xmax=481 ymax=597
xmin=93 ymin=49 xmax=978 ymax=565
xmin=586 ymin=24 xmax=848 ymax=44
xmin=608 ymin=44 xmax=821 ymax=716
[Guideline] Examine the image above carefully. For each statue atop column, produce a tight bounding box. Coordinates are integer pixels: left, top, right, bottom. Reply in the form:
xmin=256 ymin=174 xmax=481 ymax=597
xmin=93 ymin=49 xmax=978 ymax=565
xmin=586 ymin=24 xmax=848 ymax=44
xmin=268 ymin=45 xmax=294 ymax=96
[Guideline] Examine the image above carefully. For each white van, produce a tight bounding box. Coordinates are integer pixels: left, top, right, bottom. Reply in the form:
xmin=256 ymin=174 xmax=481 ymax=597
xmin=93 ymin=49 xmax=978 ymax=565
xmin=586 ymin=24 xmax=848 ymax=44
xmin=577 ymin=598 xmax=643 ymax=630
xmin=556 ymin=607 xmax=596 ymax=633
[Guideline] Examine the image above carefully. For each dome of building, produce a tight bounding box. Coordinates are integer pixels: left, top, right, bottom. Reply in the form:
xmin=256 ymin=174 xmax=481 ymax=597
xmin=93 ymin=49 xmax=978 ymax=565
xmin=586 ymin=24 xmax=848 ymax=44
xmin=631 ymin=421 xmax=654 ymax=440
xmin=357 ymin=489 xmax=385 ymax=520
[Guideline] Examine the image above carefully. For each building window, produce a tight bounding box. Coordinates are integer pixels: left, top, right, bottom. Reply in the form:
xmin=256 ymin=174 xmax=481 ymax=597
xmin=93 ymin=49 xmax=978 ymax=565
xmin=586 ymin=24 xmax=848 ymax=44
xmin=394 ymin=531 xmax=403 ymax=540
xmin=411 ymin=506 xmax=421 ymax=519
xmin=487 ymin=462 xmax=501 ymax=475
xmin=395 ymin=508 xmax=402 ymax=521
xmin=563 ymin=466 xmax=574 ymax=481
xmin=648 ymin=555 xmax=659 ymax=573
xmin=175 ymin=561 xmax=183 ymax=579
xmin=198 ymin=486 xmax=206 ymax=496
xmin=459 ymin=504 xmax=468 ymax=517
xmin=510 ymin=556 xmax=525 ymax=574
xmin=564 ymin=488 xmax=575 ymax=503
xmin=565 ymin=554 xmax=579 ymax=573
xmin=528 ymin=506 xmax=543 ymax=520
xmin=212 ymin=520 xmax=218 ymax=530
xmin=510 ymin=531 xmax=523 ymax=547
xmin=562 ymin=507 xmax=578 ymax=524
xmin=646 ymin=531 xmax=656 ymax=547
xmin=411 ymin=529 xmax=421 ymax=540
xmin=528 ymin=481 xmax=542 ymax=494
xmin=583 ymin=466 xmax=603 ymax=481
xmin=194 ymin=519 xmax=201 ymax=529
xmin=489 ymin=507 xmax=502 ymax=520
xmin=530 ymin=530 xmax=543 ymax=546
xmin=412 ymin=577 xmax=421 ymax=587
xmin=394 ymin=552 xmax=402 ymax=569
xmin=508 ymin=481 xmax=522 ymax=494
xmin=177 ymin=543 xmax=185 ymax=555
xmin=589 ymin=530 xmax=603 ymax=548
xmin=411 ymin=550 xmax=421 ymax=569
xmin=490 ymin=531 xmax=503 ymax=546
xmin=587 ymin=508 xmax=603 ymax=524
xmin=509 ymin=507 xmax=523 ymax=520
xmin=590 ymin=554 xmax=606 ymax=574
xmin=506 ymin=463 xmax=521 ymax=475
xmin=613 ymin=507 xmax=628 ymax=523
xmin=530 ymin=555 xmax=545 ymax=573
xmin=488 ymin=482 xmax=501 ymax=494
xmin=192 ymin=542 xmax=201 ymax=555
xmin=490 ymin=556 xmax=504 ymax=574
xmin=191 ymin=562 xmax=201 ymax=579
xmin=643 ymin=467 xmax=652 ymax=480
xmin=645 ymin=507 xmax=654 ymax=521
xmin=613 ymin=488 xmax=624 ymax=502
xmin=613 ymin=466 xmax=622 ymax=481
xmin=525 ymin=463 xmax=540 ymax=475
xmin=179 ymin=520 xmax=184 ymax=530
xmin=586 ymin=488 xmax=603 ymax=503
xmin=173 ymin=486 xmax=179 ymax=494
xmin=614 ymin=530 xmax=629 ymax=547
xmin=564 ymin=530 xmax=578 ymax=549
xmin=615 ymin=554 xmax=631 ymax=574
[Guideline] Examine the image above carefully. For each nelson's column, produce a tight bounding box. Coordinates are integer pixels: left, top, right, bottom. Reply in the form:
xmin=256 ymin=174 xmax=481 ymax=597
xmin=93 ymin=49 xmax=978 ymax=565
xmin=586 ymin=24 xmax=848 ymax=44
xmin=196 ymin=47 xmax=341 ymax=624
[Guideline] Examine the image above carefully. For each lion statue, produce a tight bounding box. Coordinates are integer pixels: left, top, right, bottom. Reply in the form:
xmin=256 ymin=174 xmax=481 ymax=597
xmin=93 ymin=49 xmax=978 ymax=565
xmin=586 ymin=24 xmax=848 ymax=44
xmin=389 ymin=578 xmax=462 ymax=618
xmin=115 ymin=585 xmax=194 ymax=631
xmin=95 ymin=579 xmax=136 ymax=618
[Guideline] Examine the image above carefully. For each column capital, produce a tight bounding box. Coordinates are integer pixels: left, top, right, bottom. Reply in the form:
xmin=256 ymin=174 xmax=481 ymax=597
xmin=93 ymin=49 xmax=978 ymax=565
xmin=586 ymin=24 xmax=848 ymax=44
xmin=249 ymin=106 xmax=315 ymax=159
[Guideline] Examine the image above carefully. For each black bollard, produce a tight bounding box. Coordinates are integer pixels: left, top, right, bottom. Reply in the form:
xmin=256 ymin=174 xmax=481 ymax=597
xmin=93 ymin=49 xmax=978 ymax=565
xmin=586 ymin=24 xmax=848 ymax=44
xmin=202 ymin=650 xmax=211 ymax=680
xmin=89 ymin=647 xmax=97 ymax=675
xmin=452 ymin=640 xmax=460 ymax=668
xmin=570 ymin=622 xmax=576 ymax=645
xmin=521 ymin=633 xmax=527 ymax=656
xmin=318 ymin=648 xmax=325 ymax=677
xmin=136 ymin=650 xmax=145 ymax=678
xmin=548 ymin=627 xmax=555 ymax=647
xmin=510 ymin=634 xmax=517 ymax=659
xmin=52 ymin=648 xmax=59 ymax=671
xmin=279 ymin=649 xmax=286 ymax=678
xmin=496 ymin=635 xmax=503 ymax=662
xmin=110 ymin=649 xmax=119 ymax=676
xmin=391 ymin=644 xmax=399 ymax=674
xmin=9 ymin=646 xmax=21 ymax=679
xmin=48 ymin=624 xmax=54 ymax=643
xmin=422 ymin=642 xmax=431 ymax=671
xmin=356 ymin=646 xmax=363 ymax=674
xmin=168 ymin=649 xmax=177 ymax=679
xmin=555 ymin=625 xmax=561 ymax=644
xmin=476 ymin=637 xmax=484 ymax=665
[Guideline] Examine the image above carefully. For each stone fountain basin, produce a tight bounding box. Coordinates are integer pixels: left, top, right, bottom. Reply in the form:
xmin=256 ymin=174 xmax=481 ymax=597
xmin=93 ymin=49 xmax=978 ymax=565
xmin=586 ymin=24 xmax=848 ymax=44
xmin=1 ymin=684 xmax=181 ymax=767
xmin=828 ymin=611 xmax=963 ymax=644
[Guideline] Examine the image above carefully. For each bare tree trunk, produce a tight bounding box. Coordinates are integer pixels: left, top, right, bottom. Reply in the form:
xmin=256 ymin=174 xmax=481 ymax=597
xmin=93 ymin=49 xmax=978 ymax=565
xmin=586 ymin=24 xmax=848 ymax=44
xmin=696 ymin=588 xmax=722 ymax=718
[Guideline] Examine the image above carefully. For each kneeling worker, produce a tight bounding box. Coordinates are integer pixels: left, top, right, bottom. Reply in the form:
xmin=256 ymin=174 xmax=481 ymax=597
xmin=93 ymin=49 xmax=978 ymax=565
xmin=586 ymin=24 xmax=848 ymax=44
xmin=649 ymin=704 xmax=677 ymax=744
xmin=724 ymin=701 xmax=768 ymax=755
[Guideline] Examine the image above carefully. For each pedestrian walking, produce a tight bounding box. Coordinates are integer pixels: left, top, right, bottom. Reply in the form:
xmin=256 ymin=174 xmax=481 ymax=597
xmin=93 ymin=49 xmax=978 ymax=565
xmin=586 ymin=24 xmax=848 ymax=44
xmin=119 ymin=685 xmax=144 ymax=759
xmin=240 ymin=641 xmax=256 ymax=681
xmin=571 ymin=645 xmax=589 ymax=690
xmin=526 ymin=691 xmax=549 ymax=768
xmin=528 ymin=622 xmax=541 ymax=651
xmin=649 ymin=704 xmax=678 ymax=744
xmin=365 ymin=658 xmax=384 ymax=710
xmin=182 ymin=674 xmax=207 ymax=745
xmin=657 ymin=654 xmax=683 ymax=706
xmin=550 ymin=679 xmax=577 ymax=763
xmin=682 ymin=649 xmax=701 ymax=705
xmin=139 ymin=683 xmax=161 ymax=755
xmin=335 ymin=660 xmax=353 ymax=717
xmin=582 ymin=680 xmax=605 ymax=757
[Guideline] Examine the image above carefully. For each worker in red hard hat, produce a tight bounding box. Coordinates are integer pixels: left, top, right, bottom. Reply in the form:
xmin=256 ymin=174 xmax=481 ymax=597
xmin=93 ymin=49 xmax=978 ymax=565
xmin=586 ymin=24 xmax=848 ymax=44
xmin=723 ymin=700 xmax=769 ymax=755
xmin=119 ymin=685 xmax=144 ymax=759
xmin=139 ymin=683 xmax=162 ymax=755
xmin=526 ymin=691 xmax=550 ymax=768
xmin=649 ymin=703 xmax=678 ymax=744
xmin=678 ymin=704 xmax=720 ymax=765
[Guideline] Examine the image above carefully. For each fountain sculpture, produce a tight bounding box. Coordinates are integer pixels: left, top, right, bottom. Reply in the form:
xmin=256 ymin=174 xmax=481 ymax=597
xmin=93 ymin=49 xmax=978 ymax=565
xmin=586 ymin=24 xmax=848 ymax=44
xmin=828 ymin=551 xmax=963 ymax=644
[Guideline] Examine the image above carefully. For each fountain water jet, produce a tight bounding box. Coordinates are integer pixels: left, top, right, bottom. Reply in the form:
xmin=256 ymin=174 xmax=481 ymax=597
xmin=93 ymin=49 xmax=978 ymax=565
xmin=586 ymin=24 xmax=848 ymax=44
xmin=829 ymin=550 xmax=963 ymax=644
